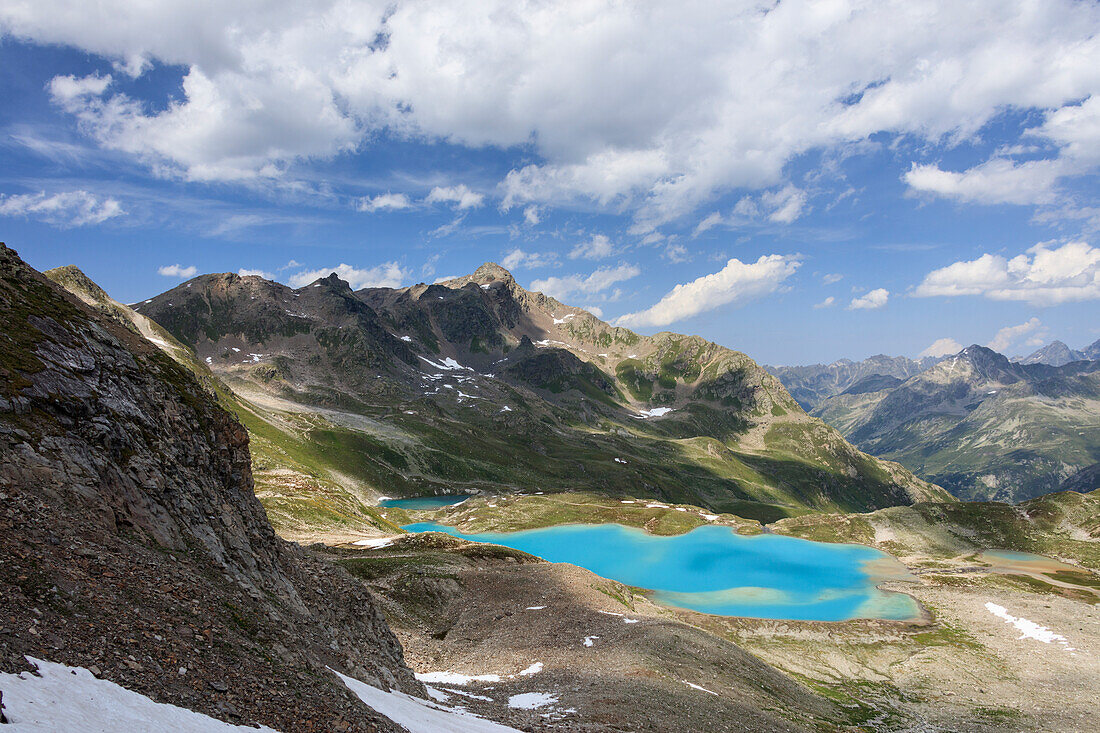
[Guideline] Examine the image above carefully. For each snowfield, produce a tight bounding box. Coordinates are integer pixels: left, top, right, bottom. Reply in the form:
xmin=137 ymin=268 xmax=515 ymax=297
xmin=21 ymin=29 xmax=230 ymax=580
xmin=336 ymin=669 xmax=522 ymax=732
xmin=0 ymin=657 xmax=279 ymax=732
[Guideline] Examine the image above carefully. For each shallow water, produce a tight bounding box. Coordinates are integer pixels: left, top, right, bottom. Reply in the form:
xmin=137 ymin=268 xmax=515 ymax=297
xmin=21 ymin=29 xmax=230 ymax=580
xmin=379 ymin=495 xmax=472 ymax=510
xmin=402 ymin=522 xmax=919 ymax=621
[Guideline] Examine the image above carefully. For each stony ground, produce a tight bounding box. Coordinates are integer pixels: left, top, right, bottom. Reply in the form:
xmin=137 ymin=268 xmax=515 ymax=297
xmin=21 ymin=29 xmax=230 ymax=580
xmin=329 ymin=526 xmax=1100 ymax=733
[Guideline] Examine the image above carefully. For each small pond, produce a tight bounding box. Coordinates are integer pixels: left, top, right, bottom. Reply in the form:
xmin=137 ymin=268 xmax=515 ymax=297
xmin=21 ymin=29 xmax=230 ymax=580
xmin=378 ymin=495 xmax=472 ymax=510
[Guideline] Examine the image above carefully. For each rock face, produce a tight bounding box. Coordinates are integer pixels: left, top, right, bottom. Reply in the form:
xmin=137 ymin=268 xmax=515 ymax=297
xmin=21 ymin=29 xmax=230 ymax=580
xmin=0 ymin=244 xmax=417 ymax=731
xmin=135 ymin=261 xmax=947 ymax=522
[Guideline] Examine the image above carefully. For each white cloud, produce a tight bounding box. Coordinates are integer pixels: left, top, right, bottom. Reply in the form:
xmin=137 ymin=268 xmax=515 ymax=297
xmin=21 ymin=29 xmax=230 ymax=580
xmin=500 ymin=248 xmax=558 ymax=270
xmin=581 ymin=304 xmax=604 ymax=318
xmin=531 ymin=264 xmax=641 ymax=302
xmin=288 ymin=262 xmax=408 ymax=289
xmin=238 ymin=268 xmax=274 ymax=278
xmin=157 ymin=264 xmax=198 ymax=278
xmin=0 ymin=190 xmax=123 ymax=227
xmin=522 ymin=205 xmax=540 ymax=225
xmin=822 ymin=273 xmax=843 ymax=285
xmin=914 ymin=241 xmax=1100 ymax=305
xmin=664 ymin=243 xmax=689 ymax=263
xmin=848 ymin=288 xmax=889 ymax=310
xmin=614 ymin=254 xmax=800 ymax=328
xmin=813 ymin=296 xmax=835 ymax=309
xmin=987 ymin=317 xmax=1044 ymax=352
xmin=7 ymin=1 xmax=1100 ymax=226
xmin=693 ymin=211 xmax=723 ymax=236
xmin=918 ymin=337 xmax=963 ymax=358
xmin=904 ymin=96 xmax=1100 ymax=206
xmin=904 ymin=159 xmax=1064 ymax=206
xmin=569 ymin=234 xmax=614 ymax=260
xmin=760 ymin=185 xmax=809 ymax=224
xmin=425 ymin=185 xmax=484 ymax=210
xmin=359 ymin=192 xmax=411 ymax=212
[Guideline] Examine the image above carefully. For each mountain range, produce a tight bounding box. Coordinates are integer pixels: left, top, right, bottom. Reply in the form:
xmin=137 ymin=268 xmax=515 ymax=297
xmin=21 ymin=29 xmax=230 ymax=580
xmin=116 ymin=262 xmax=945 ymax=532
xmin=805 ymin=346 xmax=1100 ymax=501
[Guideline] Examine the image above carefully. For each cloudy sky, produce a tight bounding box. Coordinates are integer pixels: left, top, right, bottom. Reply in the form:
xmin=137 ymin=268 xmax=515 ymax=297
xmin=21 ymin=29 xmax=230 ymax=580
xmin=2 ymin=0 xmax=1099 ymax=364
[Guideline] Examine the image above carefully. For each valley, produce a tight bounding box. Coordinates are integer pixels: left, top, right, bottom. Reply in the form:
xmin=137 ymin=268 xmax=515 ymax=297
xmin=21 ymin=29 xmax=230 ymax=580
xmin=2 ymin=244 xmax=1098 ymax=732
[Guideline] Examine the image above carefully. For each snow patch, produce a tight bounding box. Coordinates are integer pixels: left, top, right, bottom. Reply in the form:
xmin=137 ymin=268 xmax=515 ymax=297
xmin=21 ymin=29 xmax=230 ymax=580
xmin=583 ymin=636 xmax=599 ymax=647
xmin=525 ymin=606 xmax=547 ymax=611
xmin=419 ymin=355 xmax=473 ymax=372
xmin=984 ymin=603 xmax=1075 ymax=650
xmin=508 ymin=692 xmax=558 ymax=710
xmin=400 ymin=335 xmax=413 ymax=342
xmin=683 ymin=681 xmax=719 ymax=696
xmin=634 ymin=407 xmax=674 ymax=419
xmin=337 ymin=669 xmax=522 ymax=732
xmin=518 ymin=662 xmax=543 ymax=676
xmin=0 ymin=657 xmax=278 ymax=732
xmin=619 ymin=500 xmax=635 ymax=504
xmin=352 ymin=537 xmax=396 ymax=549
xmin=552 ymin=313 xmax=576 ymax=325
xmin=646 ymin=503 xmax=669 ymax=509
xmin=701 ymin=514 xmax=719 ymax=521
xmin=614 ymin=458 xmax=627 ymax=464
xmin=415 ymin=671 xmax=503 ymax=685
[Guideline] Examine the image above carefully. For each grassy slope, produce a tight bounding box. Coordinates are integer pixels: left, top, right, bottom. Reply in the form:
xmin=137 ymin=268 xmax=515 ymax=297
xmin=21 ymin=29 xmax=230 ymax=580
xmin=772 ymin=489 xmax=1100 ymax=570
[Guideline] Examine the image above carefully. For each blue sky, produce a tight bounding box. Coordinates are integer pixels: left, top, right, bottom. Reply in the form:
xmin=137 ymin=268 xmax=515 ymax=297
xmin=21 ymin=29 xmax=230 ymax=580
xmin=2 ymin=1 xmax=1099 ymax=365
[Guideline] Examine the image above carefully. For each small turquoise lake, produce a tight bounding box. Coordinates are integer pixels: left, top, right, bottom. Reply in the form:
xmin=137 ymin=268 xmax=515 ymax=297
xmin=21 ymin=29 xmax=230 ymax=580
xmin=379 ymin=495 xmax=472 ymax=510
xmin=402 ymin=522 xmax=919 ymax=622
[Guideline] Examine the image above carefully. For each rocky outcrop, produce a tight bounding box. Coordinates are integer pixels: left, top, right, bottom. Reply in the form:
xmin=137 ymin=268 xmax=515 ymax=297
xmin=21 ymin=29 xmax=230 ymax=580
xmin=0 ymin=244 xmax=416 ymax=731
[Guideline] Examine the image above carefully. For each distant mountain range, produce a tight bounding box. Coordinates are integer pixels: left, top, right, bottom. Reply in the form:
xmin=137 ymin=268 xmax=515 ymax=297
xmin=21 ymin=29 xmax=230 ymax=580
xmin=1016 ymin=339 xmax=1100 ymax=366
xmin=772 ymin=344 xmax=1100 ymax=502
xmin=764 ymin=355 xmax=942 ymax=410
xmin=109 ymin=261 xmax=946 ymax=529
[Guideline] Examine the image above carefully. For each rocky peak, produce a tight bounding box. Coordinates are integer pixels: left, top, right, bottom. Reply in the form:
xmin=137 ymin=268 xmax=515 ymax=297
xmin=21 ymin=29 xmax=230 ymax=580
xmin=471 ymin=261 xmax=515 ymax=284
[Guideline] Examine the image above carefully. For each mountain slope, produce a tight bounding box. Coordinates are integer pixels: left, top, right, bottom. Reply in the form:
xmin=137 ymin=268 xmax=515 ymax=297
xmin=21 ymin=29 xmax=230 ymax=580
xmin=136 ymin=262 xmax=948 ymax=522
xmin=0 ymin=244 xmax=418 ymax=731
xmin=814 ymin=345 xmax=1100 ymax=502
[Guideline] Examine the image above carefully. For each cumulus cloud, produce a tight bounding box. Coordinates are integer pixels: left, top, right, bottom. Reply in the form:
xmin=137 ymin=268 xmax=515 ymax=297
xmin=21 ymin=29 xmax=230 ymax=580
xmin=500 ymin=248 xmax=558 ymax=270
xmin=987 ymin=317 xmax=1044 ymax=353
xmin=569 ymin=234 xmax=614 ymax=260
xmin=6 ymin=1 xmax=1100 ymax=226
xmin=425 ymin=185 xmax=484 ymax=210
xmin=157 ymin=264 xmax=198 ymax=278
xmin=904 ymin=159 xmax=1064 ymax=205
xmin=918 ymin=337 xmax=963 ymax=358
xmin=530 ymin=264 xmax=641 ymax=302
xmin=0 ymin=190 xmax=123 ymax=227
xmin=288 ymin=262 xmax=408 ymax=289
xmin=614 ymin=254 xmax=800 ymax=328
xmin=238 ymin=268 xmax=274 ymax=278
xmin=913 ymin=241 xmax=1100 ymax=305
xmin=813 ymin=296 xmax=835 ymax=309
xmin=848 ymin=288 xmax=889 ymax=310
xmin=359 ymin=192 xmax=411 ymax=212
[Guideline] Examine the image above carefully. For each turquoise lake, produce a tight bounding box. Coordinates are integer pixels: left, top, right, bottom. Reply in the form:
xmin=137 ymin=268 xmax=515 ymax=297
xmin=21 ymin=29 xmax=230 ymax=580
xmin=402 ymin=522 xmax=919 ymax=622
xmin=379 ymin=495 xmax=472 ymax=510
